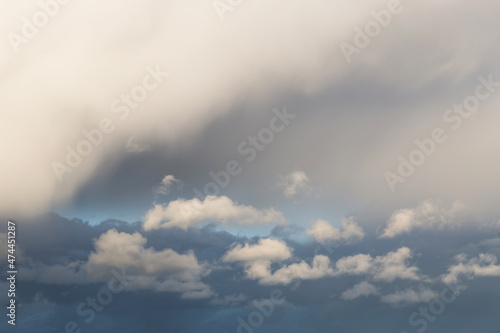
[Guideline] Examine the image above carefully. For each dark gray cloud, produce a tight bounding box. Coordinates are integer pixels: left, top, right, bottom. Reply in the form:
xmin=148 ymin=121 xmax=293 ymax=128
xmin=1 ymin=214 xmax=499 ymax=332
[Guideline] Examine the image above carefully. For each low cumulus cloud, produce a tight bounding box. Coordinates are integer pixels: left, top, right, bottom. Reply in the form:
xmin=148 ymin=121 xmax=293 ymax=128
xmin=340 ymin=281 xmax=379 ymax=300
xmin=221 ymin=238 xmax=327 ymax=285
xmin=381 ymin=200 xmax=469 ymax=238
xmin=442 ymin=253 xmax=500 ymax=285
xmin=249 ymin=255 xmax=334 ymax=286
xmin=143 ymin=195 xmax=285 ymax=231
xmin=22 ymin=229 xmax=213 ymax=299
xmin=223 ymin=238 xmax=333 ymax=285
xmin=334 ymin=247 xmax=424 ymax=283
xmin=224 ymin=242 xmax=424 ymax=286
xmin=222 ymin=238 xmax=292 ymax=263
xmin=307 ymin=217 xmax=365 ymax=244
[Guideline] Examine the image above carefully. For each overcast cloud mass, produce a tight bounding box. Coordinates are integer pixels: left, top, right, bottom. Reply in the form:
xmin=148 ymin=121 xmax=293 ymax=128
xmin=1 ymin=0 xmax=500 ymax=332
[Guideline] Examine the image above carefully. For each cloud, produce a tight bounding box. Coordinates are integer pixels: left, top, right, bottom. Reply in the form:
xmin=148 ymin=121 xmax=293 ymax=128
xmin=340 ymin=281 xmax=379 ymax=300
xmin=2 ymin=0 xmax=500 ymax=235
xmin=381 ymin=200 xmax=468 ymax=238
xmin=381 ymin=288 xmax=438 ymax=306
xmin=335 ymin=247 xmax=423 ymax=282
xmin=334 ymin=254 xmax=372 ymax=276
xmin=143 ymin=195 xmax=285 ymax=231
xmin=279 ymin=171 xmax=311 ymax=198
xmin=222 ymin=238 xmax=333 ymax=285
xmin=224 ymin=242 xmax=423 ymax=285
xmin=155 ymin=174 xmax=182 ymax=196
xmin=222 ymin=238 xmax=292 ymax=263
xmin=306 ymin=217 xmax=364 ymax=244
xmin=442 ymin=253 xmax=500 ymax=285
xmin=87 ymin=229 xmax=202 ymax=274
xmin=258 ymin=255 xmax=334 ymax=285
xmin=1 ymin=0 xmax=398 ymax=217
xmin=22 ymin=229 xmax=214 ymax=299
xmin=125 ymin=136 xmax=152 ymax=153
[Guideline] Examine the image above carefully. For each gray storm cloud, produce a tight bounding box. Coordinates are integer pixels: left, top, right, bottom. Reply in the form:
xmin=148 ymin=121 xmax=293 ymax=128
xmin=0 ymin=0 xmax=385 ymax=216
xmin=0 ymin=0 xmax=499 ymax=218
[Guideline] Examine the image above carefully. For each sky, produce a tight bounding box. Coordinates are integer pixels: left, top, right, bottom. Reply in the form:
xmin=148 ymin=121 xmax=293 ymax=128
xmin=1 ymin=0 xmax=500 ymax=332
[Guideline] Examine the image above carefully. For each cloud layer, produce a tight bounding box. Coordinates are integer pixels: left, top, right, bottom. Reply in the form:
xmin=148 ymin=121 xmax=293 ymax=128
xmin=4 ymin=213 xmax=500 ymax=332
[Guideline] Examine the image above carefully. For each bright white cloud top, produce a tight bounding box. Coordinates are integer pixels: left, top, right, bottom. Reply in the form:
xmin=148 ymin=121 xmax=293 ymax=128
xmin=307 ymin=218 xmax=365 ymax=243
xmin=143 ymin=195 xmax=285 ymax=230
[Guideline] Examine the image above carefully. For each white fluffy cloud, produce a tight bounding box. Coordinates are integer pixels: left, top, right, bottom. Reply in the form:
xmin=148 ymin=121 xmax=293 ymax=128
xmin=223 ymin=238 xmax=292 ymax=263
xmin=22 ymin=229 xmax=213 ymax=299
xmin=87 ymin=229 xmax=202 ymax=274
xmin=381 ymin=288 xmax=438 ymax=306
xmin=222 ymin=238 xmax=333 ymax=285
xmin=335 ymin=247 xmax=423 ymax=282
xmin=306 ymin=217 xmax=365 ymax=244
xmin=254 ymin=255 xmax=334 ymax=285
xmin=340 ymin=281 xmax=379 ymax=300
xmin=154 ymin=174 xmax=182 ymax=196
xmin=224 ymin=241 xmax=423 ymax=285
xmin=442 ymin=253 xmax=500 ymax=285
xmin=279 ymin=171 xmax=311 ymax=198
xmin=381 ymin=200 xmax=467 ymax=238
xmin=143 ymin=195 xmax=285 ymax=231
